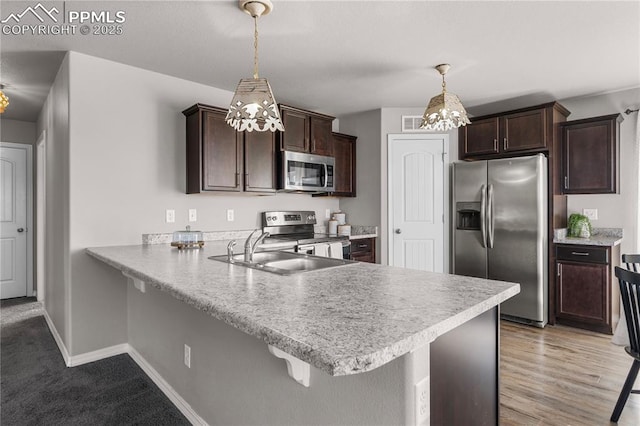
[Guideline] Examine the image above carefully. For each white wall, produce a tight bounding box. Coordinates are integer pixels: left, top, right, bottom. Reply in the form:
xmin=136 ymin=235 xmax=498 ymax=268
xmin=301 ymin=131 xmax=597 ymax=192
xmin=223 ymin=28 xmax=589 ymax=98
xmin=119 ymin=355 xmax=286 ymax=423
xmin=339 ymin=107 xmax=458 ymax=267
xmin=338 ymin=110 xmax=382 ymax=260
xmin=36 ymin=53 xmax=71 ymax=350
xmin=65 ymin=52 xmax=338 ymax=355
xmin=127 ymin=282 xmax=406 ymax=425
xmin=559 ymin=87 xmax=640 ymax=255
xmin=0 ymin=119 xmax=36 ymax=145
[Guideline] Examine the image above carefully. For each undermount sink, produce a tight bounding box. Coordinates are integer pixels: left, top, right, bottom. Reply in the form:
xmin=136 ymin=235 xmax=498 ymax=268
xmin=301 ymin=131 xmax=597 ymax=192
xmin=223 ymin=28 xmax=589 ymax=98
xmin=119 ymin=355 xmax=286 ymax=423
xmin=209 ymin=250 xmax=356 ymax=275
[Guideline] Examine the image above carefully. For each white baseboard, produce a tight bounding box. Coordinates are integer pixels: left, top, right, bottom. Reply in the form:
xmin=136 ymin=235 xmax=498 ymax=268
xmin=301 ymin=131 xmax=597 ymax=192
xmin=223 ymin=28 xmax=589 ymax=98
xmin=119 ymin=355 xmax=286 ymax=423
xmin=128 ymin=347 xmax=208 ymax=426
xmin=68 ymin=343 xmax=129 ymax=367
xmin=42 ymin=312 xmax=206 ymax=425
xmin=43 ymin=309 xmax=71 ymax=367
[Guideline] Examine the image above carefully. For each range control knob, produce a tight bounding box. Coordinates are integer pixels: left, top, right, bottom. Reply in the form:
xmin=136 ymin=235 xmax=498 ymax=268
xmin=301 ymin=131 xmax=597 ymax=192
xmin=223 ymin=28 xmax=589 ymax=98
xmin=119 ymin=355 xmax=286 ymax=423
xmin=308 ymin=214 xmax=315 ymax=221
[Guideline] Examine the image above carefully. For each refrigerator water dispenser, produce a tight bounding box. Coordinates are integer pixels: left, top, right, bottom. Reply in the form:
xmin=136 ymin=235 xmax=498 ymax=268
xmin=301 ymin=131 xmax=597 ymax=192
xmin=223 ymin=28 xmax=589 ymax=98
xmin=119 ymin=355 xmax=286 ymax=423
xmin=456 ymin=202 xmax=481 ymax=230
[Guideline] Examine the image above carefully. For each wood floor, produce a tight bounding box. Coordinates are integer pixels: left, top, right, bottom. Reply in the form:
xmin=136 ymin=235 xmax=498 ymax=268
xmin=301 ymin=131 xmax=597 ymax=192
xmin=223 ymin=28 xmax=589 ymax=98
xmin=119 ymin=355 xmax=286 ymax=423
xmin=500 ymin=321 xmax=640 ymax=425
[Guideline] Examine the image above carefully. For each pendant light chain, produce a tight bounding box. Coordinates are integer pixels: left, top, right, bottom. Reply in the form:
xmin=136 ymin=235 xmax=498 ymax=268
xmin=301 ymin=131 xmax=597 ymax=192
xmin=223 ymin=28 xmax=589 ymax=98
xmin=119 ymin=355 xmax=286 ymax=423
xmin=441 ymin=74 xmax=446 ymax=93
xmin=253 ymin=16 xmax=259 ymax=79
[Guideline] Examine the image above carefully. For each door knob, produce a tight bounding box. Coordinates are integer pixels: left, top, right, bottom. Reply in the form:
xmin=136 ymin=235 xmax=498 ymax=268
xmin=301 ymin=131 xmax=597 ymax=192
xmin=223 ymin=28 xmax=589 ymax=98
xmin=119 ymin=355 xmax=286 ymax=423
xmin=395 ymin=229 xmax=402 ymax=234
xmin=17 ymin=228 xmax=24 ymax=232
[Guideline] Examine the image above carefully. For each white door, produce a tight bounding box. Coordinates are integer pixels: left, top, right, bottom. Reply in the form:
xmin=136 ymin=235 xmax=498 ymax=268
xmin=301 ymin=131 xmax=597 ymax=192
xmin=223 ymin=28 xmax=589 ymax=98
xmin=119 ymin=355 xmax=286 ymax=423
xmin=0 ymin=145 xmax=29 ymax=299
xmin=389 ymin=135 xmax=446 ymax=272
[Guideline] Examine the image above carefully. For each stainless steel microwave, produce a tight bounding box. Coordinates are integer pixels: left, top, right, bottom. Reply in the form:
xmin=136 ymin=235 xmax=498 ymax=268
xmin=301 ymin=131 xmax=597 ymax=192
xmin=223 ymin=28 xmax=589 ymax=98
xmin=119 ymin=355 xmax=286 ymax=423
xmin=280 ymin=151 xmax=335 ymax=192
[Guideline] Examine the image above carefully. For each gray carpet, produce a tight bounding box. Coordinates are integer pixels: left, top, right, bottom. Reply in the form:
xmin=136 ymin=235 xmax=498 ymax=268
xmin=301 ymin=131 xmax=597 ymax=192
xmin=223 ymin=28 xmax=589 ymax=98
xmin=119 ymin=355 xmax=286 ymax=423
xmin=1 ymin=297 xmax=190 ymax=425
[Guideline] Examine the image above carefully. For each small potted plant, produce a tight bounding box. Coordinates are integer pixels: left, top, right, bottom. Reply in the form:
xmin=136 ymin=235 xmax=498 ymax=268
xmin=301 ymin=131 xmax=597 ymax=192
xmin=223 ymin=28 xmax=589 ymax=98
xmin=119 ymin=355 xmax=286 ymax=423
xmin=567 ymin=213 xmax=592 ymax=238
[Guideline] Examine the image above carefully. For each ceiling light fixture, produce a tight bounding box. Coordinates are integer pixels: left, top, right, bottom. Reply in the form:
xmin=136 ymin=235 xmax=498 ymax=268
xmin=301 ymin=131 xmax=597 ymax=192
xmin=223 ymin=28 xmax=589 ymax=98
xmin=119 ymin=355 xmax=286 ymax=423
xmin=420 ymin=64 xmax=470 ymax=131
xmin=0 ymin=84 xmax=9 ymax=114
xmin=226 ymin=0 xmax=284 ymax=132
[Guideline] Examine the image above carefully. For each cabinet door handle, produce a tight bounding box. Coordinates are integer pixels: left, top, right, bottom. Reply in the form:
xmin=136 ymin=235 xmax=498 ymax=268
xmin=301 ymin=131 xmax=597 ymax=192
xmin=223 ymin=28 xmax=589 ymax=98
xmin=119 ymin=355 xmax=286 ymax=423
xmin=493 ymin=139 xmax=498 ymax=151
xmin=571 ymin=252 xmax=590 ymax=256
xmin=503 ymin=137 xmax=507 ymax=150
xmin=558 ymin=264 xmax=562 ymax=277
xmin=564 ymin=176 xmax=569 ymax=189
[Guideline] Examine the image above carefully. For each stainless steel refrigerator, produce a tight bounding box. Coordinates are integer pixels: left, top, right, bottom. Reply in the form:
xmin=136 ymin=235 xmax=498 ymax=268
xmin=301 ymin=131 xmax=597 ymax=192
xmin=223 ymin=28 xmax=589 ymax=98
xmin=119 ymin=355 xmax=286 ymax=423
xmin=452 ymin=154 xmax=548 ymax=327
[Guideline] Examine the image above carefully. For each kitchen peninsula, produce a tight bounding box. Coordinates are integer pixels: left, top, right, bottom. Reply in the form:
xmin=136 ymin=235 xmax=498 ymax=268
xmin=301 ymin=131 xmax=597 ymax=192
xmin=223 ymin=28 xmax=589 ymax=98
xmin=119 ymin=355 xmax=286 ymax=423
xmin=86 ymin=241 xmax=519 ymax=425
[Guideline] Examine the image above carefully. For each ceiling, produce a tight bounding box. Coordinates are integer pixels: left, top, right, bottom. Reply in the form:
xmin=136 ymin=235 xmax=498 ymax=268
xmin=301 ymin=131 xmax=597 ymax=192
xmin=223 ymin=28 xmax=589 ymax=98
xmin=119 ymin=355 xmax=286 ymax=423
xmin=1 ymin=0 xmax=639 ymax=122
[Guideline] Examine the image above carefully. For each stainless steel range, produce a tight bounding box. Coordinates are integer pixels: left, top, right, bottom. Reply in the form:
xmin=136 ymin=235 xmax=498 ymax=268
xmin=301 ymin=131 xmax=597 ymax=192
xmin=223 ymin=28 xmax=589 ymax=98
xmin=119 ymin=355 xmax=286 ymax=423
xmin=262 ymin=211 xmax=350 ymax=259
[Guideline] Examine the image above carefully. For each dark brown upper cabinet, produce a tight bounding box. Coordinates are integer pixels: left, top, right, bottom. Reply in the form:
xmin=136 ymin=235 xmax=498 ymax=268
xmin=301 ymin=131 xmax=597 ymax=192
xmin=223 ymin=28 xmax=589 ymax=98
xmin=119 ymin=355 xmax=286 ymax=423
xmin=560 ymin=114 xmax=622 ymax=194
xmin=459 ymin=102 xmax=570 ymax=160
xmin=332 ymin=132 xmax=356 ymax=197
xmin=460 ymin=117 xmax=500 ymax=157
xmin=278 ymin=105 xmax=334 ymax=155
xmin=183 ymin=103 xmax=276 ymax=194
xmin=280 ymin=106 xmax=309 ymax=152
xmin=310 ymin=117 xmax=333 ymax=156
xmin=243 ymin=131 xmax=277 ymax=193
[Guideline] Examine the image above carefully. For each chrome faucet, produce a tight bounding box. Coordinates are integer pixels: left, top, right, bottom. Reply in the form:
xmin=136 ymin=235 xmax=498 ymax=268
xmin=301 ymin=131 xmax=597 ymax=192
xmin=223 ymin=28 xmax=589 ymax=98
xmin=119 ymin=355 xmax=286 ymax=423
xmin=244 ymin=229 xmax=270 ymax=262
xmin=227 ymin=240 xmax=237 ymax=263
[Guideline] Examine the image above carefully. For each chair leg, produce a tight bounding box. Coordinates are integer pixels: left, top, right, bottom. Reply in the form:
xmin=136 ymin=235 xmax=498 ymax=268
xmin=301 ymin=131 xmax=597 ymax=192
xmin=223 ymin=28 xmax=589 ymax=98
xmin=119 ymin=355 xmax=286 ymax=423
xmin=611 ymin=360 xmax=640 ymax=422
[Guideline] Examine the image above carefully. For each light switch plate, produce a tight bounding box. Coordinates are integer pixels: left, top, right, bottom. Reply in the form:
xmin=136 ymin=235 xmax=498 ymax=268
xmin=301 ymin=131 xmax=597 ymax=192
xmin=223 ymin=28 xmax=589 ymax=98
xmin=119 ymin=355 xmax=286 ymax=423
xmin=583 ymin=208 xmax=598 ymax=220
xmin=188 ymin=209 xmax=197 ymax=222
xmin=165 ymin=209 xmax=175 ymax=223
xmin=227 ymin=209 xmax=234 ymax=222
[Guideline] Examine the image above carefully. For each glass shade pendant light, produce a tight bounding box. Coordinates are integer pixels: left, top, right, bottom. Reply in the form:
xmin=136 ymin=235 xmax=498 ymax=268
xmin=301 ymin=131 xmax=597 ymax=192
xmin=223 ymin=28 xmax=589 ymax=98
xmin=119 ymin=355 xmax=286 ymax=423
xmin=420 ymin=64 xmax=470 ymax=131
xmin=0 ymin=85 xmax=8 ymax=114
xmin=226 ymin=0 xmax=284 ymax=132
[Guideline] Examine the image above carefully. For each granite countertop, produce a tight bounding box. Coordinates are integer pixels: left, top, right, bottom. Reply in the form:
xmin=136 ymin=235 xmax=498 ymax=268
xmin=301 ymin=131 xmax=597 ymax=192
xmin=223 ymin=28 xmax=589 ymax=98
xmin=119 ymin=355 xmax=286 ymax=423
xmin=349 ymin=225 xmax=378 ymax=240
xmin=554 ymin=227 xmax=623 ymax=247
xmin=86 ymin=242 xmax=518 ymax=377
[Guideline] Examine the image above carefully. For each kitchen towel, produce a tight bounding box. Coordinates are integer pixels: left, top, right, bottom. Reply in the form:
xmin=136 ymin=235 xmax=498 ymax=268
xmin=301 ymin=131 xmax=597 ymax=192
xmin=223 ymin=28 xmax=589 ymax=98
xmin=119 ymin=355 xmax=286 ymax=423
xmin=328 ymin=242 xmax=343 ymax=259
xmin=314 ymin=243 xmax=329 ymax=257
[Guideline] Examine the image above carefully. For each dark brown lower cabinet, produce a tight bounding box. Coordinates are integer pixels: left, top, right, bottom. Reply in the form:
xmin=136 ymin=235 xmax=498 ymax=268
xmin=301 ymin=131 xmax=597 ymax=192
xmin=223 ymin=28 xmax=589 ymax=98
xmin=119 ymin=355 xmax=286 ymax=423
xmin=556 ymin=244 xmax=620 ymax=334
xmin=350 ymin=238 xmax=375 ymax=263
xmin=431 ymin=307 xmax=499 ymax=425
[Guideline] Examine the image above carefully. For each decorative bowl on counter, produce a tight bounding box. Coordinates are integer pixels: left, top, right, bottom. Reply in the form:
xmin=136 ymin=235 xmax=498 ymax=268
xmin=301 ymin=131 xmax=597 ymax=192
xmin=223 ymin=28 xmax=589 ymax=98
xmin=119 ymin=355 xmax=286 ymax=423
xmin=171 ymin=225 xmax=204 ymax=249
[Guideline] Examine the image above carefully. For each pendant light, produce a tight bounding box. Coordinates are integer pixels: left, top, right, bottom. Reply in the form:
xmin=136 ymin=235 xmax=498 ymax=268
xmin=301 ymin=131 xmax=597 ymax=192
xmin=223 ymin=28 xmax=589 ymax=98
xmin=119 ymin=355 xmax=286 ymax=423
xmin=226 ymin=0 xmax=284 ymax=132
xmin=420 ymin=64 xmax=470 ymax=131
xmin=0 ymin=84 xmax=8 ymax=114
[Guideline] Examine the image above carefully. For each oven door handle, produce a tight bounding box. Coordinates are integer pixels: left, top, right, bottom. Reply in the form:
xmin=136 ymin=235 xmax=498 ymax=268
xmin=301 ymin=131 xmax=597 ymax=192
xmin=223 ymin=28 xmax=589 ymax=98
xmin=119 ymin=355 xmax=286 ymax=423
xmin=297 ymin=244 xmax=315 ymax=255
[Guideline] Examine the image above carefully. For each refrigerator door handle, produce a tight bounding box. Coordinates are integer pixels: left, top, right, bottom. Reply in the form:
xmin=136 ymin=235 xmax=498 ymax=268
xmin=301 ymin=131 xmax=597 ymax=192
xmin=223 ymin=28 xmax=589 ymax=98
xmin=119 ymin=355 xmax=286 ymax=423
xmin=487 ymin=184 xmax=495 ymax=248
xmin=480 ymin=184 xmax=487 ymax=248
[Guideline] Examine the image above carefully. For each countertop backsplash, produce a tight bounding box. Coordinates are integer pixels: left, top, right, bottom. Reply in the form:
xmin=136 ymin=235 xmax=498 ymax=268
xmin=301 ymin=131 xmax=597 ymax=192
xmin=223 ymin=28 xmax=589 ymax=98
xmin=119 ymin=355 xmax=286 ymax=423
xmin=142 ymin=225 xmax=378 ymax=245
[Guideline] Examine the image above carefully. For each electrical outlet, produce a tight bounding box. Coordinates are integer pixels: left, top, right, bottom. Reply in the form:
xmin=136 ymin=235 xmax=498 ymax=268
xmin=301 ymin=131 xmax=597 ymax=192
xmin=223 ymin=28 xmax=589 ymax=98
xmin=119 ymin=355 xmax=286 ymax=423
xmin=415 ymin=376 xmax=430 ymax=426
xmin=325 ymin=209 xmax=331 ymax=219
xmin=165 ymin=209 xmax=175 ymax=223
xmin=227 ymin=209 xmax=234 ymax=222
xmin=583 ymin=208 xmax=598 ymax=220
xmin=188 ymin=209 xmax=197 ymax=222
xmin=184 ymin=344 xmax=191 ymax=368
